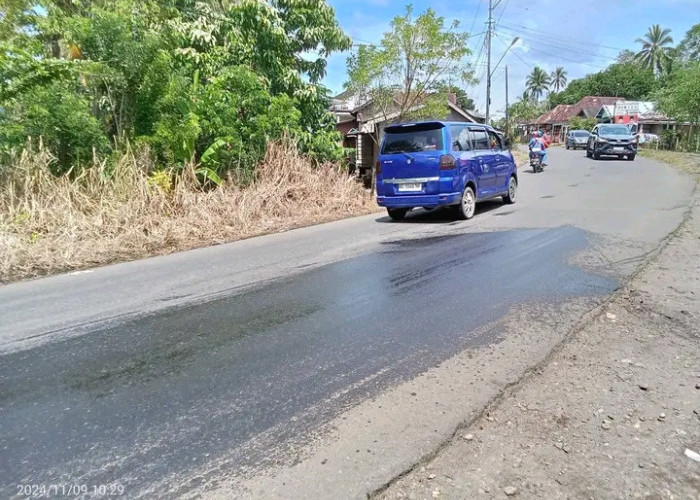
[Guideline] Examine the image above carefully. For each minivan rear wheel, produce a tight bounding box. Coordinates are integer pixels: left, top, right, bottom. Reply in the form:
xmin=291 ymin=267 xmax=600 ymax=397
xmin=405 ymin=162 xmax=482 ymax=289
xmin=387 ymin=207 xmax=408 ymax=221
xmin=503 ymin=176 xmax=517 ymax=204
xmin=457 ymin=186 xmax=476 ymax=220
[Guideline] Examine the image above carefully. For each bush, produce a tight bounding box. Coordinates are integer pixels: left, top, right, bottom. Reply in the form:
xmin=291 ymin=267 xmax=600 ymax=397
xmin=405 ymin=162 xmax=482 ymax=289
xmin=0 ymin=82 xmax=109 ymax=173
xmin=660 ymin=129 xmax=682 ymax=150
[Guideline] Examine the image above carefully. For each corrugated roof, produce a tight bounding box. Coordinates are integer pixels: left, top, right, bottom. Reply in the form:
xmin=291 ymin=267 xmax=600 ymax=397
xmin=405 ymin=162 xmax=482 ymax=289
xmin=572 ymin=96 xmax=620 ymax=118
xmin=535 ymin=96 xmax=620 ymax=124
xmin=636 ymin=101 xmax=668 ymax=121
xmin=535 ymin=104 xmax=573 ymax=124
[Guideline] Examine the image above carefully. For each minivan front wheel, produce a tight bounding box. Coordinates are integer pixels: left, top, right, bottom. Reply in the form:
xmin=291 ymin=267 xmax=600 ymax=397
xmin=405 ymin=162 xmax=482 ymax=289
xmin=387 ymin=207 xmax=408 ymax=221
xmin=457 ymin=186 xmax=476 ymax=220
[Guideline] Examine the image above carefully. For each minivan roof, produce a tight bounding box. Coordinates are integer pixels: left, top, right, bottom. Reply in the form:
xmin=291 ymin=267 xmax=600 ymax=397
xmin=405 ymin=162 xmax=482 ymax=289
xmin=384 ymin=120 xmax=495 ymax=133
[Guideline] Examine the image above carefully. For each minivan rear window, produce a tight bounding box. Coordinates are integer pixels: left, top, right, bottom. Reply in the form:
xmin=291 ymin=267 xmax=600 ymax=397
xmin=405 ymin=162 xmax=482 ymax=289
xmin=381 ymin=124 xmax=444 ymax=154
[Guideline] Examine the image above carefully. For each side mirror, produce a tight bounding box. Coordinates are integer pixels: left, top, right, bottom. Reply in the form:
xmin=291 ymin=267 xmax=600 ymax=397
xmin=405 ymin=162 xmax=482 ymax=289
xmin=504 ymin=137 xmax=512 ymax=149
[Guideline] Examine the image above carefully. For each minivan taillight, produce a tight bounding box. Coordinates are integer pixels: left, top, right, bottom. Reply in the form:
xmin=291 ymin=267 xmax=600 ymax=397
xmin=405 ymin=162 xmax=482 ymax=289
xmin=375 ymin=160 xmax=381 ymax=175
xmin=440 ymin=154 xmax=456 ymax=170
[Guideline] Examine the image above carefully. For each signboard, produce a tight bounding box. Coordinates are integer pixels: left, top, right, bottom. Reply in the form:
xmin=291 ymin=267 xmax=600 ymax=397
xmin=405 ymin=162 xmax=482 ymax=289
xmin=614 ymin=101 xmax=639 ymax=116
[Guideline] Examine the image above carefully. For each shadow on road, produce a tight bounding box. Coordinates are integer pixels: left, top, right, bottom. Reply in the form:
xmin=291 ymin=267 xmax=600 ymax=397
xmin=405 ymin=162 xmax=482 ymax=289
xmin=375 ymin=200 xmax=508 ymax=224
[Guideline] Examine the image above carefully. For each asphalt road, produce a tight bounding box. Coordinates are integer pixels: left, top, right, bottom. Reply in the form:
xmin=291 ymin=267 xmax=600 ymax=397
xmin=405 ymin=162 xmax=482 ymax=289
xmin=0 ymin=148 xmax=695 ymax=499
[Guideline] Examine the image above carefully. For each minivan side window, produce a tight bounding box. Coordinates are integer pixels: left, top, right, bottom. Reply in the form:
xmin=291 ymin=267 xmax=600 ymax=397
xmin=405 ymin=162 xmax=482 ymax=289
xmin=470 ymin=129 xmax=490 ymax=150
xmin=449 ymin=125 xmax=471 ymax=151
xmin=487 ymin=131 xmax=503 ymax=150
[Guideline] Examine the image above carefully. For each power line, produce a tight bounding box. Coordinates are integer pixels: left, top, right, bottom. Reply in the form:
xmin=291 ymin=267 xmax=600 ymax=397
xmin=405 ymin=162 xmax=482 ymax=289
xmin=493 ymin=32 xmax=612 ymax=71
xmin=494 ymin=0 xmax=511 ymax=26
xmin=497 ymin=26 xmax=621 ymax=61
xmin=497 ymin=21 xmax=627 ymax=52
xmin=468 ymin=0 xmax=483 ymax=40
xmin=525 ymin=46 xmax=613 ymax=69
xmin=471 ymin=24 xmax=487 ymax=66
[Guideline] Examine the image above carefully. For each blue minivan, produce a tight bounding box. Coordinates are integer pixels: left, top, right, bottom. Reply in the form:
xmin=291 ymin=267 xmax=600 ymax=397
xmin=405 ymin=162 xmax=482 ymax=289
xmin=376 ymin=121 xmax=518 ymax=221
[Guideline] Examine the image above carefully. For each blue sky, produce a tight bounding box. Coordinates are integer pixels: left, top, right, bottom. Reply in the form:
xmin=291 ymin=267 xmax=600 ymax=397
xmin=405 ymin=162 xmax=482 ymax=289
xmin=323 ymin=0 xmax=698 ymax=118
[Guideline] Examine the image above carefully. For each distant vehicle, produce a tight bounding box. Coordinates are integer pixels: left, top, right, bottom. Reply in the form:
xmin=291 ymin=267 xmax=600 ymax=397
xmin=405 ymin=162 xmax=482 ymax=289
xmin=565 ymin=130 xmax=590 ymax=150
xmin=376 ymin=121 xmax=518 ymax=221
xmin=586 ymin=124 xmax=637 ymax=161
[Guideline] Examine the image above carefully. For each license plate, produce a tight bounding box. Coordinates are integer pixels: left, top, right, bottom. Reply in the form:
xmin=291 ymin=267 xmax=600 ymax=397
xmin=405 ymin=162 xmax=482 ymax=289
xmin=398 ymin=183 xmax=422 ymax=192
xmin=613 ymin=147 xmax=624 ymax=152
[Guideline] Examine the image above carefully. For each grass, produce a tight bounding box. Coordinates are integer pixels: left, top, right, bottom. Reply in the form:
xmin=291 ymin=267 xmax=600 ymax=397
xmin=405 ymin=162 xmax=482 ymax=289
xmin=0 ymin=140 xmax=378 ymax=283
xmin=511 ymin=147 xmax=529 ymax=168
xmin=639 ymin=148 xmax=700 ymax=182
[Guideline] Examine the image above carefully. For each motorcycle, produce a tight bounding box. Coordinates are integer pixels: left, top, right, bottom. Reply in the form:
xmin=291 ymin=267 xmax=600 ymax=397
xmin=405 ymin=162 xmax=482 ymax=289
xmin=529 ymin=150 xmax=544 ymax=173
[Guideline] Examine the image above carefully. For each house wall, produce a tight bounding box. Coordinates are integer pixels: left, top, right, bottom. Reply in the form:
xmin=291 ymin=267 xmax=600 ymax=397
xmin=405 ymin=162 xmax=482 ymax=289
xmin=337 ymin=120 xmax=356 ymax=136
xmin=445 ymin=109 xmax=474 ymax=123
xmin=357 ymin=134 xmax=375 ymax=173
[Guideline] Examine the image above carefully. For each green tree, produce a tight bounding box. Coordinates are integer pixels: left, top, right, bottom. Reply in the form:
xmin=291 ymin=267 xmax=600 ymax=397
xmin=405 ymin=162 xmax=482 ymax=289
xmin=569 ymin=116 xmax=597 ymax=132
xmin=0 ymin=81 xmax=109 ymax=172
xmin=0 ymin=0 xmax=352 ymax=173
xmin=344 ymin=5 xmax=472 ymax=124
xmin=616 ymin=49 xmax=637 ymax=64
xmin=525 ymin=66 xmax=550 ymax=101
xmin=550 ymin=67 xmax=567 ymax=92
xmin=654 ymin=62 xmax=700 ymax=149
xmin=437 ymin=83 xmax=475 ymax=110
xmin=508 ymin=96 xmax=543 ymax=122
xmin=677 ymin=23 xmax=700 ymax=62
xmin=549 ymin=62 xmax=658 ymax=106
xmin=635 ymin=24 xmax=674 ymax=76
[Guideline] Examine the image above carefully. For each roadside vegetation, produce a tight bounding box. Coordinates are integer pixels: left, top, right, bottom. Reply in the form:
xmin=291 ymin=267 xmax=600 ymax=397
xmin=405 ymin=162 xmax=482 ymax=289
xmin=0 ymin=0 xmax=378 ymax=282
xmin=639 ymin=149 xmax=700 ymax=181
xmin=0 ymin=139 xmax=374 ymax=282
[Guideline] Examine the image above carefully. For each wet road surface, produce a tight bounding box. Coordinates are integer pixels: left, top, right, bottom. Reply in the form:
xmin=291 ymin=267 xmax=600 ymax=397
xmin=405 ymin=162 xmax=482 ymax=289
xmin=0 ymin=226 xmax=616 ymax=497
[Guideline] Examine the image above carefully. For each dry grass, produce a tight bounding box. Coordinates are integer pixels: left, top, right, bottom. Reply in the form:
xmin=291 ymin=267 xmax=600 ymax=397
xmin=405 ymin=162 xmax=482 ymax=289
xmin=0 ymin=140 xmax=377 ymax=283
xmin=639 ymin=149 xmax=700 ymax=182
xmin=511 ymin=147 xmax=529 ymax=168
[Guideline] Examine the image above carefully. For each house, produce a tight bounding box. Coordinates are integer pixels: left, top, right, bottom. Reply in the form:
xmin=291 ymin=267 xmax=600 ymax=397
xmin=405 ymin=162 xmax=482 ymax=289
xmin=330 ymin=91 xmax=484 ymax=186
xmin=594 ymin=101 xmax=681 ymax=137
xmin=533 ymin=96 xmax=620 ymax=142
xmin=530 ymin=96 xmax=689 ymax=143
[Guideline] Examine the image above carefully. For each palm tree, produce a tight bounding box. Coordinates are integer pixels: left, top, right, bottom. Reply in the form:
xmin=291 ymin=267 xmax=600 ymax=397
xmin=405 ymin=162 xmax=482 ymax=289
xmin=635 ymin=24 xmax=674 ymax=76
xmin=525 ymin=67 xmax=550 ymax=101
xmin=550 ymin=67 xmax=567 ymax=92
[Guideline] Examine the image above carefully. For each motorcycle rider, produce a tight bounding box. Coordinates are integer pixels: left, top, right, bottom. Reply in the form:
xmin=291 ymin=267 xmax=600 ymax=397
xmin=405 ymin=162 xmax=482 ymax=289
xmin=528 ymin=130 xmax=548 ymax=166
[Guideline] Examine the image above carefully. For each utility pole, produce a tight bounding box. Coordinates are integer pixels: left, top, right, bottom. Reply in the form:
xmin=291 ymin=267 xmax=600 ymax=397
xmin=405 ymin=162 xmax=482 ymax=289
xmin=505 ymin=65 xmax=509 ymax=135
xmin=485 ymin=0 xmax=493 ymax=125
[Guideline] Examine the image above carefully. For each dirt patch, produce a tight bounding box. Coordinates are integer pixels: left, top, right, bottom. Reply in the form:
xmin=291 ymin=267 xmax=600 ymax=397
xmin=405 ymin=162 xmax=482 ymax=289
xmin=377 ymin=197 xmax=700 ymax=499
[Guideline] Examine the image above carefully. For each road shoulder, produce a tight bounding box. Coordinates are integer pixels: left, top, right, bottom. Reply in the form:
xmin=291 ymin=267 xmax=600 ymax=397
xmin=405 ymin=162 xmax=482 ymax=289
xmin=377 ymin=194 xmax=700 ymax=499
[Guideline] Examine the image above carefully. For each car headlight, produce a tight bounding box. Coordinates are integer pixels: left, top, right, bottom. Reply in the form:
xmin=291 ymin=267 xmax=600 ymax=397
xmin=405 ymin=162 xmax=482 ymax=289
xmin=597 ymin=138 xmax=608 ymax=144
